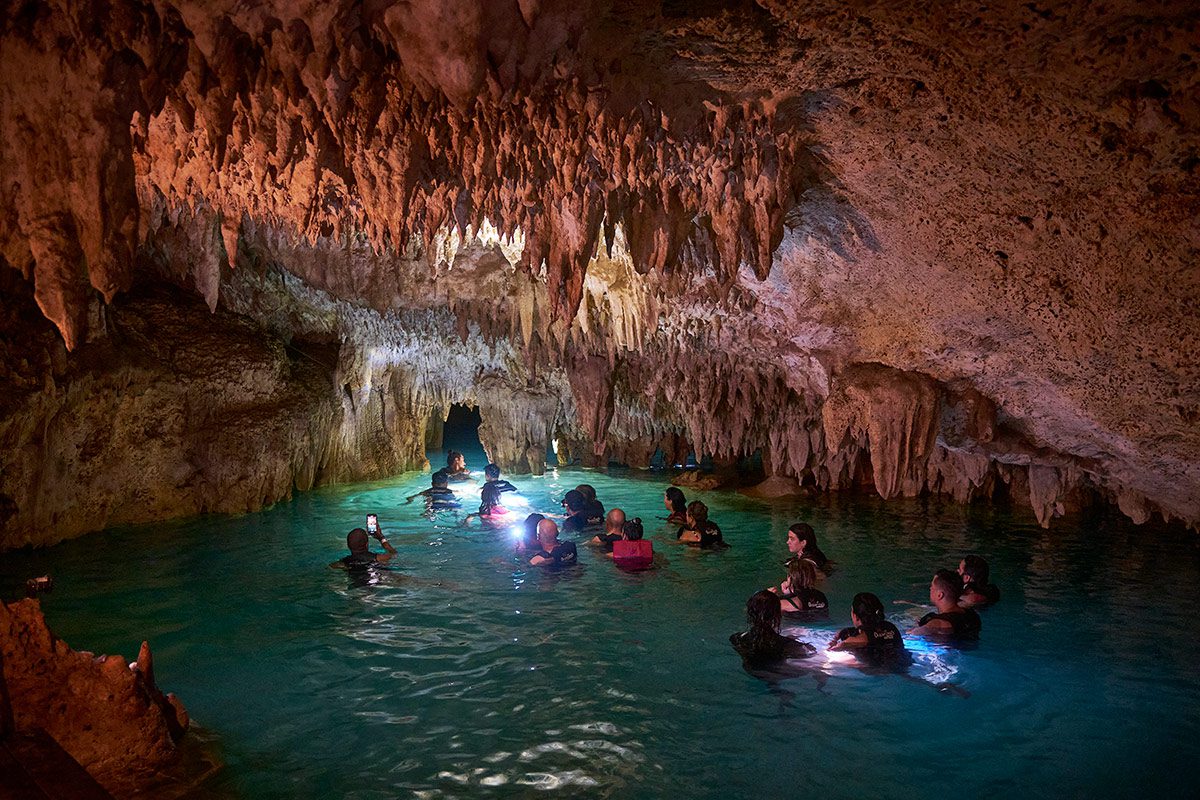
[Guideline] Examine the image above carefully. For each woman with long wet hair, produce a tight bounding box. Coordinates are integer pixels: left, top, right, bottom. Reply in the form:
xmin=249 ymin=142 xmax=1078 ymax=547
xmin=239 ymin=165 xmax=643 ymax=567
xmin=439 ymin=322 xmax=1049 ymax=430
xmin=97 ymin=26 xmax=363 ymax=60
xmin=729 ymin=590 xmax=815 ymax=667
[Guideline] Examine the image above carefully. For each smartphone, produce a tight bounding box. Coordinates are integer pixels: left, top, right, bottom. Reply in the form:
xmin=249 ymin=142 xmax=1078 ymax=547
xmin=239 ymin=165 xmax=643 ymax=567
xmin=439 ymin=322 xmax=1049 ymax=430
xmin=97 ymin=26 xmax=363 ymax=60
xmin=366 ymin=514 xmax=378 ymax=534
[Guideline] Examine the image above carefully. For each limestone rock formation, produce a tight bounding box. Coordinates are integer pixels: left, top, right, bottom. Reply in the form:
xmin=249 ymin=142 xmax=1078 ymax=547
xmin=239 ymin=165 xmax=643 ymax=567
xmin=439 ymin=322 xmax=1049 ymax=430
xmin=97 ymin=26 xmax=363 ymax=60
xmin=0 ymin=598 xmax=188 ymax=794
xmin=1 ymin=0 xmax=1197 ymax=540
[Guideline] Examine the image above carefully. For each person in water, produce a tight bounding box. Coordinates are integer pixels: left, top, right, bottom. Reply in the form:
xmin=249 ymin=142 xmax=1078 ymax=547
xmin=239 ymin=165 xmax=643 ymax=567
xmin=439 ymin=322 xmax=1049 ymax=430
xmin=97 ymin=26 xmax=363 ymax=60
xmin=330 ymin=526 xmax=397 ymax=569
xmin=829 ymin=592 xmax=905 ymax=659
xmin=909 ymin=569 xmax=982 ymax=639
xmin=560 ymin=490 xmax=595 ymax=534
xmin=575 ymin=484 xmax=605 ymax=525
xmin=612 ymin=517 xmax=653 ymax=569
xmin=528 ymin=519 xmax=578 ymax=568
xmin=405 ymin=470 xmax=460 ymax=509
xmin=445 ymin=450 xmax=471 ymax=481
xmin=484 ymin=463 xmax=519 ymax=494
xmin=464 ymin=484 xmax=511 ymax=526
xmin=730 ymin=590 xmax=816 ymax=668
xmin=676 ymin=500 xmax=728 ymax=548
xmin=663 ymin=486 xmax=688 ymax=525
xmin=958 ymin=555 xmax=1000 ymax=607
xmin=516 ymin=512 xmax=545 ymax=553
xmin=591 ymin=508 xmax=627 ymax=552
xmin=776 ymin=557 xmax=829 ymax=614
xmin=786 ymin=522 xmax=828 ymax=570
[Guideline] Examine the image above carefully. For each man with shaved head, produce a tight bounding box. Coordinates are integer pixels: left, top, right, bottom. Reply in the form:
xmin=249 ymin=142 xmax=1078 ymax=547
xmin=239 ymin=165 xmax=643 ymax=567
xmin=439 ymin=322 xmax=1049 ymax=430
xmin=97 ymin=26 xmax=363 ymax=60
xmin=909 ymin=569 xmax=981 ymax=639
xmin=528 ymin=518 xmax=578 ymax=568
xmin=331 ymin=525 xmax=397 ymax=570
xmin=591 ymin=507 xmax=627 ymax=552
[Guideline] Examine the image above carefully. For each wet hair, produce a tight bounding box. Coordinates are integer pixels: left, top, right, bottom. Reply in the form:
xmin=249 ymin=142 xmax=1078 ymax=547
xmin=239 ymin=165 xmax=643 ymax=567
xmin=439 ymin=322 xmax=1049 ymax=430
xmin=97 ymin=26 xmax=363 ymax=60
xmin=484 ymin=463 xmax=501 ymax=480
xmin=575 ymin=484 xmax=597 ymax=503
xmin=786 ymin=557 xmax=817 ymax=592
xmin=562 ymin=489 xmax=586 ymax=512
xmin=933 ymin=568 xmax=963 ymax=602
xmin=851 ymin=592 xmax=887 ymax=631
xmin=432 ymin=470 xmax=450 ymax=489
xmin=480 ymin=484 xmax=502 ymax=513
xmin=961 ymin=554 xmax=990 ymax=585
xmin=623 ymin=517 xmax=644 ymax=541
xmin=347 ymin=528 xmax=369 ymax=553
xmin=523 ymin=513 xmax=545 ymax=544
xmin=686 ymin=500 xmax=709 ymax=527
xmin=788 ymin=522 xmax=817 ymax=552
xmin=665 ymin=486 xmax=687 ymax=514
xmin=446 ymin=450 xmax=463 ymax=468
xmin=744 ymin=590 xmax=783 ymax=652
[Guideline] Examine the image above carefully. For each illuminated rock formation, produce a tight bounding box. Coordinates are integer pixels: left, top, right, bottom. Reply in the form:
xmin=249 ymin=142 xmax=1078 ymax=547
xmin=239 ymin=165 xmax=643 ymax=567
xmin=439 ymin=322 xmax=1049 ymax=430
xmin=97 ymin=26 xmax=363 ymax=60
xmin=1 ymin=0 xmax=1197 ymax=544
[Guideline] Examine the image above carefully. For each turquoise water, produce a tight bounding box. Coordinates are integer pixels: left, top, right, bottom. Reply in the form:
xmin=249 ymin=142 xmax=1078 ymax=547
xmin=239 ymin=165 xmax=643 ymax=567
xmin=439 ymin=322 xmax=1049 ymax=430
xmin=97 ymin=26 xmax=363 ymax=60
xmin=3 ymin=453 xmax=1200 ymax=799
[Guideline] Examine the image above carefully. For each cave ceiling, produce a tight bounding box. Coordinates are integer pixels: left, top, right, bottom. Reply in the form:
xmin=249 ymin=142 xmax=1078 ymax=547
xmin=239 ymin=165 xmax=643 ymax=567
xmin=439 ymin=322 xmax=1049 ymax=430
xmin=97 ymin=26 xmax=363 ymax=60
xmin=0 ymin=0 xmax=1197 ymax=529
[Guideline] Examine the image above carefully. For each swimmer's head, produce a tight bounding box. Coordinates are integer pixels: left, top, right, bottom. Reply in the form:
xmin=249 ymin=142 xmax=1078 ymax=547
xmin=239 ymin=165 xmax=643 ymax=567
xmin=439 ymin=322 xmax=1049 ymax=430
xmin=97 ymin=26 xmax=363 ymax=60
xmin=851 ymin=592 xmax=886 ymax=630
xmin=480 ymin=484 xmax=502 ymax=509
xmin=960 ymin=555 xmax=990 ymax=585
xmin=605 ymin=507 xmax=626 ymax=534
xmin=484 ymin=463 xmax=501 ymax=480
xmin=562 ymin=489 xmax=586 ymax=513
xmin=347 ymin=528 xmax=369 ymax=554
xmin=664 ymin=486 xmax=687 ymax=514
xmin=536 ymin=518 xmax=560 ymax=546
xmin=432 ymin=470 xmax=450 ymax=489
xmin=523 ymin=513 xmax=545 ymax=542
xmin=623 ymin=517 xmax=644 ymax=541
xmin=786 ymin=556 xmax=817 ymax=592
xmin=931 ymin=569 xmax=964 ymax=604
xmin=686 ymin=500 xmax=708 ymax=528
xmin=746 ymin=589 xmax=782 ymax=634
xmin=787 ymin=523 xmax=817 ymax=554
xmin=447 ymin=450 xmax=464 ymax=470
xmin=575 ymin=484 xmax=597 ymax=503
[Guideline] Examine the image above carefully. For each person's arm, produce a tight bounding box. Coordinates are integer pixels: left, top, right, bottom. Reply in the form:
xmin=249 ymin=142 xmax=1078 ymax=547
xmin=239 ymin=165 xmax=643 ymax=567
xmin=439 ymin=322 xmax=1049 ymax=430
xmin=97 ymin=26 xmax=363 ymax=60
xmin=677 ymin=528 xmax=701 ymax=543
xmin=529 ymin=553 xmax=550 ymax=566
xmin=328 ymin=560 xmax=346 ymax=569
xmin=372 ymin=529 xmax=398 ymax=563
xmin=829 ymin=627 xmax=868 ymax=650
xmin=908 ymin=618 xmax=954 ymax=636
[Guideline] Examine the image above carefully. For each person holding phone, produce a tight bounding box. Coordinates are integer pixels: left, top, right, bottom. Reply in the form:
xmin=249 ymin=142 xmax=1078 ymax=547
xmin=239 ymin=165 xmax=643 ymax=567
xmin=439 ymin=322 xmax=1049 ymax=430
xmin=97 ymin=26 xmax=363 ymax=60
xmin=330 ymin=516 xmax=398 ymax=569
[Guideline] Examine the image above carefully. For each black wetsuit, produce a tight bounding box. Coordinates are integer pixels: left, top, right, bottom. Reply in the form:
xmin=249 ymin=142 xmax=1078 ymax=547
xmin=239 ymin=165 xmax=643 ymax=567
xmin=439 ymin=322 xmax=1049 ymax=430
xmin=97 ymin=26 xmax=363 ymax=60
xmin=488 ymin=479 xmax=519 ymax=494
xmin=529 ymin=541 xmax=578 ymax=567
xmin=918 ymin=608 xmax=982 ymax=638
xmin=676 ymin=522 xmax=728 ymax=549
xmin=595 ymin=532 xmax=623 ymax=553
xmin=585 ymin=500 xmax=605 ymax=527
xmin=834 ymin=621 xmax=906 ymax=664
xmin=666 ymin=511 xmax=688 ymax=526
xmin=340 ymin=552 xmax=380 ymax=568
xmin=800 ymin=547 xmax=828 ymax=570
xmin=729 ymin=630 xmax=815 ymax=669
xmin=962 ymin=581 xmax=1000 ymax=606
xmin=562 ymin=512 xmax=594 ymax=534
xmin=780 ymin=587 xmax=829 ymax=613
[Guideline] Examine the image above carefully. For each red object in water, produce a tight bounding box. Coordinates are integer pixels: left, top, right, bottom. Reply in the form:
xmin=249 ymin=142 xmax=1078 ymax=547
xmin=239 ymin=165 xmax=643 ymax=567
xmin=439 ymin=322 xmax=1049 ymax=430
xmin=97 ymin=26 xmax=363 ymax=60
xmin=613 ymin=540 xmax=653 ymax=570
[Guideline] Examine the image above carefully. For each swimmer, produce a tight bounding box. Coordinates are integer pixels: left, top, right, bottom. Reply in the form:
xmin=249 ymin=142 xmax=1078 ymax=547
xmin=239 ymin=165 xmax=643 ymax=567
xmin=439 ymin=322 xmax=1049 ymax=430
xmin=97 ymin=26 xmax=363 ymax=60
xmin=612 ymin=518 xmax=653 ymax=569
xmin=730 ymin=590 xmax=816 ymax=669
xmin=776 ymin=558 xmax=829 ymax=614
xmin=516 ymin=513 xmax=545 ymax=553
xmin=528 ymin=519 xmax=578 ymax=568
xmin=663 ymin=486 xmax=688 ymax=525
xmin=444 ymin=450 xmax=471 ymax=481
xmin=786 ymin=522 xmax=828 ymax=570
xmin=908 ymin=570 xmax=982 ymax=639
xmin=329 ymin=526 xmax=397 ymax=569
xmin=676 ymin=500 xmax=728 ymax=549
xmin=575 ymin=484 xmax=605 ymax=525
xmin=958 ymin=555 xmax=1000 ymax=608
xmin=484 ymin=463 xmax=519 ymax=494
xmin=829 ymin=593 xmax=906 ymax=661
xmin=591 ymin=508 xmax=627 ymax=552
xmin=463 ymin=484 xmax=511 ymax=527
xmin=560 ymin=490 xmax=595 ymax=534
xmin=404 ymin=470 xmax=460 ymax=509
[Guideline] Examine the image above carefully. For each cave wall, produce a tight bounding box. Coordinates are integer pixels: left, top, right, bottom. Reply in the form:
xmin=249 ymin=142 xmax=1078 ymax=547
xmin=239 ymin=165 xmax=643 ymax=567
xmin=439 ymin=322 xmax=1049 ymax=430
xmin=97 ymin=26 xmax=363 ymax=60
xmin=1 ymin=0 xmax=1197 ymax=543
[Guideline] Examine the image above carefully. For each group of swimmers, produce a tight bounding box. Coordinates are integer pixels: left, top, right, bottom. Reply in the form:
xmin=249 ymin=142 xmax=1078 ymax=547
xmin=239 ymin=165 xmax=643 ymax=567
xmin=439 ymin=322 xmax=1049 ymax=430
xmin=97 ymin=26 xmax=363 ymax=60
xmin=732 ymin=523 xmax=1002 ymax=672
xmin=341 ymin=451 xmax=1004 ymax=678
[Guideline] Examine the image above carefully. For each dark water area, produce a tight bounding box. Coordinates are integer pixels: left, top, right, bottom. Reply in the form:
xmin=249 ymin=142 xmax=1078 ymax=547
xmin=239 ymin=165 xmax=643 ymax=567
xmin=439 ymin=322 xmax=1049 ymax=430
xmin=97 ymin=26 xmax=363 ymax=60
xmin=3 ymin=457 xmax=1199 ymax=799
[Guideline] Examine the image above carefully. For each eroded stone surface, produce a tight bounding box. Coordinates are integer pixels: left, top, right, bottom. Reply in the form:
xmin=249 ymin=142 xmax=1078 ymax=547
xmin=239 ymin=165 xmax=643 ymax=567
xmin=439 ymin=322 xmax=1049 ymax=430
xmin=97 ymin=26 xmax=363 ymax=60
xmin=0 ymin=1 xmax=1197 ymax=535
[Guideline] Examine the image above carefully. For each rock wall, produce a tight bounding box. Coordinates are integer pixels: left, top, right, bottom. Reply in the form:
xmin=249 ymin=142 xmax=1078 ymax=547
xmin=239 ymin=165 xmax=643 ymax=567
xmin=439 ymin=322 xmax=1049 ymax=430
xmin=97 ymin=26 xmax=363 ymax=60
xmin=0 ymin=598 xmax=188 ymax=794
xmin=1 ymin=0 xmax=1197 ymax=535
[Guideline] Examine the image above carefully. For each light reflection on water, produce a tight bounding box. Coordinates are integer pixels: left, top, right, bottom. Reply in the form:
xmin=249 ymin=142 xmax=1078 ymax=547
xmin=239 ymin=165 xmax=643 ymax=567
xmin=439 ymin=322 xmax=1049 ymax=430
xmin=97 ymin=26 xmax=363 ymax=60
xmin=2 ymin=461 xmax=1200 ymax=799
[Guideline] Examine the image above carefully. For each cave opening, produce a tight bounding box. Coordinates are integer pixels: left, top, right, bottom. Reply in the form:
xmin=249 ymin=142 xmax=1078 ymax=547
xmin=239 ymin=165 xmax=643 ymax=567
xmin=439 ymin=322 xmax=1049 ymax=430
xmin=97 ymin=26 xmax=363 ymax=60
xmin=437 ymin=404 xmax=486 ymax=473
